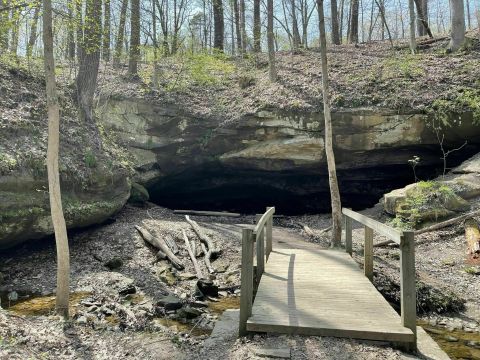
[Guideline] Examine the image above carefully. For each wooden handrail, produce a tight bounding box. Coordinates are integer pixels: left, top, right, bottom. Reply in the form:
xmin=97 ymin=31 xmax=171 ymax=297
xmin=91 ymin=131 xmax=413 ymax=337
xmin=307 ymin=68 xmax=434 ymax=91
xmin=239 ymin=206 xmax=275 ymax=336
xmin=342 ymin=208 xmax=402 ymax=244
xmin=342 ymin=207 xmax=417 ymax=347
xmin=254 ymin=207 xmax=275 ymax=237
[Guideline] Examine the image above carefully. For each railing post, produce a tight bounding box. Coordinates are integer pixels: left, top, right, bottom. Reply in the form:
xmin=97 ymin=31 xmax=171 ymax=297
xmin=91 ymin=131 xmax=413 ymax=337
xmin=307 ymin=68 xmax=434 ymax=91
xmin=256 ymin=227 xmax=265 ymax=284
xmin=265 ymin=207 xmax=273 ymax=259
xmin=344 ymin=215 xmax=352 ymax=256
xmin=401 ymin=231 xmax=417 ymax=347
xmin=364 ymin=226 xmax=373 ymax=281
xmin=239 ymin=228 xmax=254 ymax=336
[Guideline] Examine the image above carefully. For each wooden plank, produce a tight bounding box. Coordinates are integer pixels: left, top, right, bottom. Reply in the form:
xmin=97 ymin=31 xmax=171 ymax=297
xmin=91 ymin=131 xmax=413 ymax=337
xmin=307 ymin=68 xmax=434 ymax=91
xmin=239 ymin=228 xmax=254 ymax=336
xmin=173 ymin=210 xmax=241 ymax=217
xmin=342 ymin=208 xmax=402 ymax=244
xmin=344 ymin=215 xmax=352 ymax=255
xmin=247 ymin=247 xmax=413 ymax=344
xmin=400 ymin=231 xmax=417 ymax=346
xmin=364 ymin=226 xmax=374 ymax=281
xmin=266 ymin=207 xmax=273 ymax=259
xmin=254 ymin=207 xmax=275 ymax=236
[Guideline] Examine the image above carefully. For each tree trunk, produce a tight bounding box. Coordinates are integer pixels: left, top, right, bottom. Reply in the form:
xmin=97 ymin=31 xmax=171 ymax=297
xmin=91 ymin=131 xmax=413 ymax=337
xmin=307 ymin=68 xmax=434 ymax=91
xmin=66 ymin=2 xmax=75 ymax=60
xmin=408 ymin=0 xmax=416 ymax=54
xmin=267 ymin=0 xmax=277 ymax=81
xmin=416 ymin=0 xmax=428 ymax=36
xmin=128 ymin=0 xmax=140 ymax=75
xmin=43 ymin=0 xmax=71 ymax=320
xmin=27 ymin=4 xmax=40 ymax=58
xmin=0 ymin=0 xmax=8 ymax=52
xmin=103 ymin=0 xmax=111 ymax=61
xmin=331 ymin=0 xmax=340 ymax=44
xmin=291 ymin=0 xmax=301 ymax=50
xmin=114 ymin=0 xmax=128 ymax=67
xmin=448 ymin=0 xmax=466 ymax=52
xmin=76 ymin=0 xmax=102 ymax=133
xmin=239 ymin=0 xmax=246 ymax=53
xmin=10 ymin=9 xmax=19 ymax=56
xmin=317 ymin=0 xmax=342 ymax=248
xmin=465 ymin=0 xmax=471 ymax=30
xmin=213 ymin=0 xmax=224 ymax=50
xmin=253 ymin=0 xmax=261 ymax=52
xmin=233 ymin=0 xmax=241 ymax=53
xmin=75 ymin=0 xmax=84 ymax=62
xmin=465 ymin=218 xmax=480 ymax=256
xmin=348 ymin=0 xmax=359 ymax=43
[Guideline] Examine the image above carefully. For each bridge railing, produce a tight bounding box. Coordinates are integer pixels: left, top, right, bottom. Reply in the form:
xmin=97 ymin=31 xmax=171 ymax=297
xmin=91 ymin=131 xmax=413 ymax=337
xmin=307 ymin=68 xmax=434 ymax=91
xmin=239 ymin=206 xmax=275 ymax=336
xmin=342 ymin=208 xmax=417 ymax=347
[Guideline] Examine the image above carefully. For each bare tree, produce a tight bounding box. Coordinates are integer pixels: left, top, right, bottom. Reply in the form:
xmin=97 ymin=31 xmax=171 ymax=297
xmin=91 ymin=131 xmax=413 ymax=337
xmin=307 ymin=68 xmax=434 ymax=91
xmin=103 ymin=0 xmax=111 ymax=61
xmin=416 ymin=0 xmax=428 ymax=36
xmin=239 ymin=0 xmax=246 ymax=53
xmin=213 ymin=0 xmax=224 ymax=50
xmin=43 ymin=0 xmax=71 ymax=320
xmin=331 ymin=0 xmax=340 ymax=44
xmin=317 ymin=0 xmax=342 ymax=247
xmin=253 ymin=0 xmax=260 ymax=52
xmin=267 ymin=0 xmax=276 ymax=81
xmin=129 ymin=0 xmax=140 ymax=74
xmin=448 ymin=0 xmax=466 ymax=52
xmin=408 ymin=0 xmax=416 ymax=53
xmin=27 ymin=3 xmax=40 ymax=59
xmin=114 ymin=0 xmax=128 ymax=66
xmin=348 ymin=0 xmax=359 ymax=43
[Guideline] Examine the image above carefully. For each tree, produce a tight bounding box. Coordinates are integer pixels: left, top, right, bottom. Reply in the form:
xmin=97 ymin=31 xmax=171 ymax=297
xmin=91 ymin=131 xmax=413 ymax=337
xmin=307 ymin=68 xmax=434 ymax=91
xmin=0 ymin=0 xmax=9 ymax=52
xmin=408 ymin=0 xmax=416 ymax=54
xmin=253 ymin=0 xmax=260 ymax=52
xmin=103 ymin=0 xmax=111 ymax=61
xmin=128 ymin=0 xmax=140 ymax=75
xmin=43 ymin=0 xmax=71 ymax=320
xmin=291 ymin=0 xmax=301 ymax=50
xmin=448 ymin=0 xmax=466 ymax=52
xmin=239 ymin=0 xmax=246 ymax=53
xmin=233 ymin=0 xmax=241 ymax=53
xmin=213 ymin=0 xmax=224 ymax=50
xmin=66 ymin=1 xmax=75 ymax=60
xmin=76 ymin=0 xmax=102 ymax=129
xmin=267 ymin=0 xmax=276 ymax=81
xmin=330 ymin=0 xmax=340 ymax=44
xmin=415 ymin=0 xmax=428 ymax=36
xmin=27 ymin=3 xmax=40 ymax=59
xmin=317 ymin=0 xmax=342 ymax=247
xmin=113 ymin=0 xmax=128 ymax=66
xmin=348 ymin=0 xmax=359 ymax=43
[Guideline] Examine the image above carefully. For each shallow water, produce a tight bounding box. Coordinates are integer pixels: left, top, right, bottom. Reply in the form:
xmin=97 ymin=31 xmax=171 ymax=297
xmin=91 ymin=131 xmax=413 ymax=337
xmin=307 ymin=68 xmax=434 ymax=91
xmin=419 ymin=321 xmax=480 ymax=360
xmin=4 ymin=291 xmax=91 ymax=316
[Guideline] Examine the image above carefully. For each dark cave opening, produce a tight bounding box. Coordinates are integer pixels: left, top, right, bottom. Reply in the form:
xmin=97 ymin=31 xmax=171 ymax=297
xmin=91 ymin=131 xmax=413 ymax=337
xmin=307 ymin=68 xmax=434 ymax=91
xmin=148 ymin=145 xmax=480 ymax=215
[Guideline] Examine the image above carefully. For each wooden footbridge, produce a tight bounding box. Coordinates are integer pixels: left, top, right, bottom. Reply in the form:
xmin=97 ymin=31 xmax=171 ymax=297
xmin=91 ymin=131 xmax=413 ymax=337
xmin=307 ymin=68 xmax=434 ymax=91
xmin=239 ymin=207 xmax=417 ymax=350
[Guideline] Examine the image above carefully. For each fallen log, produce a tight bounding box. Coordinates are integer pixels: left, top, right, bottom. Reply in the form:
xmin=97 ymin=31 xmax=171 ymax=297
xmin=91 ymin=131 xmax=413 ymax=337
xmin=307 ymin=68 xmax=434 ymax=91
xmin=465 ymin=218 xmax=480 ymax=256
xmin=185 ymin=215 xmax=219 ymax=256
xmin=135 ymin=225 xmax=184 ymax=270
xmin=174 ymin=210 xmax=241 ymax=217
xmin=201 ymin=243 xmax=215 ymax=274
xmin=155 ymin=250 xmax=167 ymax=261
xmin=374 ymin=209 xmax=480 ymax=247
xmin=164 ymin=234 xmax=179 ymax=255
xmin=299 ymin=222 xmax=331 ymax=237
xmin=182 ymin=230 xmax=204 ymax=279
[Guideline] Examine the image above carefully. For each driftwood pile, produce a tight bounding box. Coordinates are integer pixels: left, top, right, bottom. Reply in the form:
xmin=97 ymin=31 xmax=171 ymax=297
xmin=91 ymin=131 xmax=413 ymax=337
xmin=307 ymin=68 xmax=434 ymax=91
xmin=135 ymin=215 xmax=223 ymax=281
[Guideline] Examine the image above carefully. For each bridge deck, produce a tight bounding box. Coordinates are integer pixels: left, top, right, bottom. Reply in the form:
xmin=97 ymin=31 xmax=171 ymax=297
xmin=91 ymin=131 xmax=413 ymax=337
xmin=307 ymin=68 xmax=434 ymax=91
xmin=246 ymin=247 xmax=415 ymax=343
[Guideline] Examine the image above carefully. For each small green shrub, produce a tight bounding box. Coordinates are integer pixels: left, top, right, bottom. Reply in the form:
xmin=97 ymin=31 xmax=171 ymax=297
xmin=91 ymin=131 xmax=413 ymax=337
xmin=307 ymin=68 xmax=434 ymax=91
xmin=84 ymin=148 xmax=97 ymax=168
xmin=382 ymin=55 xmax=424 ymax=79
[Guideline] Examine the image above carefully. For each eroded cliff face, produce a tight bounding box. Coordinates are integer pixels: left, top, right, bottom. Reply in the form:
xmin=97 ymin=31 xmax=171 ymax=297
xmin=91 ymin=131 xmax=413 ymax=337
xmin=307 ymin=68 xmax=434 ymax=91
xmin=99 ymin=98 xmax=480 ymax=214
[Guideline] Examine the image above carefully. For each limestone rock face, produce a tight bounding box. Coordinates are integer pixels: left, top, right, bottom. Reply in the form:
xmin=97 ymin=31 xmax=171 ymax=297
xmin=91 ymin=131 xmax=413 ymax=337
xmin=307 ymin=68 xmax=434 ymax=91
xmin=0 ymin=168 xmax=130 ymax=249
xmin=99 ymin=98 xmax=480 ymax=213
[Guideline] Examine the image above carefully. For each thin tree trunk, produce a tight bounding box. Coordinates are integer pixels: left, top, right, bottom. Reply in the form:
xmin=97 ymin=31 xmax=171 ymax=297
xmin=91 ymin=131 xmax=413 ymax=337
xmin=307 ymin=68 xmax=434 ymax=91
xmin=239 ymin=0 xmax=246 ymax=53
xmin=213 ymin=0 xmax=224 ymax=50
xmin=114 ymin=0 xmax=128 ymax=66
xmin=0 ymin=0 xmax=9 ymax=52
xmin=466 ymin=0 xmax=471 ymax=29
xmin=103 ymin=0 xmax=111 ymax=61
xmin=414 ymin=0 xmax=433 ymax=38
xmin=317 ymin=0 xmax=342 ymax=248
xmin=339 ymin=0 xmax=345 ymax=43
xmin=129 ymin=0 xmax=140 ymax=75
xmin=408 ymin=0 xmax=416 ymax=53
xmin=66 ymin=1 xmax=75 ymax=60
xmin=233 ymin=0 xmax=241 ymax=53
xmin=331 ymin=0 xmax=340 ymax=44
xmin=348 ymin=0 xmax=360 ymax=43
xmin=253 ymin=0 xmax=261 ymax=52
xmin=43 ymin=0 xmax=71 ymax=320
xmin=291 ymin=0 xmax=301 ymax=50
xmin=267 ymin=0 xmax=277 ymax=81
xmin=27 ymin=4 xmax=40 ymax=58
xmin=374 ymin=0 xmax=394 ymax=48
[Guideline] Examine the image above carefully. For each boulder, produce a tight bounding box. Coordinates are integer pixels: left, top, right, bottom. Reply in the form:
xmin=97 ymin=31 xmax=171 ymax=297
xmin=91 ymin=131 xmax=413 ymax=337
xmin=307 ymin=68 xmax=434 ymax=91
xmin=157 ymin=294 xmax=183 ymax=311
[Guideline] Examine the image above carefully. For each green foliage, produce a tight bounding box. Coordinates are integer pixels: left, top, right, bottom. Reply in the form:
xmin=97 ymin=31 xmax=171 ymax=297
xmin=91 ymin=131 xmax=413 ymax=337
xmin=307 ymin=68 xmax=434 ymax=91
xmin=382 ymin=54 xmax=425 ymax=79
xmin=186 ymin=51 xmax=235 ymax=86
xmin=390 ymin=181 xmax=461 ymax=229
xmin=83 ymin=148 xmax=97 ymax=168
xmin=427 ymin=89 xmax=480 ymax=126
xmin=0 ymin=153 xmax=17 ymax=174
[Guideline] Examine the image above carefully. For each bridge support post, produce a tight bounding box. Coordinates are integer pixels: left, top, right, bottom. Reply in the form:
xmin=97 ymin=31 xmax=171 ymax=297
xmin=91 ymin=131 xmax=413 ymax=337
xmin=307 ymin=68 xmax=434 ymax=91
xmin=400 ymin=231 xmax=417 ymax=349
xmin=265 ymin=207 xmax=273 ymax=259
xmin=364 ymin=226 xmax=373 ymax=281
xmin=344 ymin=215 xmax=352 ymax=255
xmin=239 ymin=228 xmax=254 ymax=336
